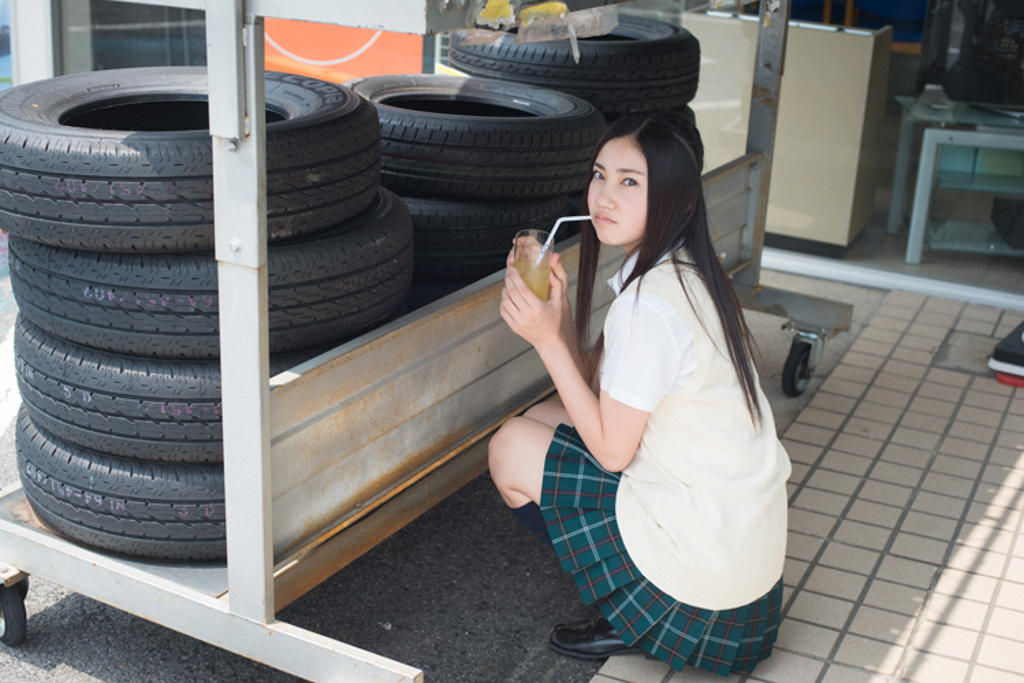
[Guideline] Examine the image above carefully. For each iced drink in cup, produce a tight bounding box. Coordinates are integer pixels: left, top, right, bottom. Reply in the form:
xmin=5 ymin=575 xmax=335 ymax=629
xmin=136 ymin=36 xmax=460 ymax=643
xmin=513 ymin=229 xmax=551 ymax=300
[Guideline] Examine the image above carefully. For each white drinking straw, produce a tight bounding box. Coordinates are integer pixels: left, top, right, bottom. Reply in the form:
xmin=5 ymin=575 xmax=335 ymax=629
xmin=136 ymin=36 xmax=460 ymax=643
xmin=536 ymin=215 xmax=592 ymax=264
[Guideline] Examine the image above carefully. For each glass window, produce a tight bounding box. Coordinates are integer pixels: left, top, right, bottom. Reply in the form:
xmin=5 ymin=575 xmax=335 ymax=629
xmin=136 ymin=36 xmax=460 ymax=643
xmin=61 ymin=0 xmax=205 ymax=74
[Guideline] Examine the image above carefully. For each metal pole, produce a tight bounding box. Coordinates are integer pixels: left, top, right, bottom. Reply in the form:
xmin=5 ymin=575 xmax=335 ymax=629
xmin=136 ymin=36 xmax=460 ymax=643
xmin=734 ymin=0 xmax=790 ymax=288
xmin=207 ymin=0 xmax=275 ymax=622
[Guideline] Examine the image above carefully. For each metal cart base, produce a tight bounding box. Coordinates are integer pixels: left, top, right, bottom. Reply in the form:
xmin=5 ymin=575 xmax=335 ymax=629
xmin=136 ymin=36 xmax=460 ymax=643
xmin=0 ymin=488 xmax=419 ymax=680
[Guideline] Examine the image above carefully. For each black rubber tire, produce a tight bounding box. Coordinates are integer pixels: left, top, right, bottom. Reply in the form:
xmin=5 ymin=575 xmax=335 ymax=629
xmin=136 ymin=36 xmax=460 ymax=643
xmin=0 ymin=585 xmax=26 ymax=647
xmin=16 ymin=408 xmax=226 ymax=561
xmin=0 ymin=67 xmax=380 ymax=252
xmin=9 ymin=188 xmax=413 ymax=359
xmin=405 ymin=277 xmax=480 ymax=310
xmin=13 ymin=579 xmax=28 ymax=602
xmin=448 ymin=15 xmax=700 ymax=120
xmin=782 ymin=340 xmax=812 ymax=397
xmin=14 ymin=315 xmax=319 ymax=463
xmin=403 ymin=194 xmax=571 ymax=279
xmin=348 ymin=74 xmax=605 ymax=199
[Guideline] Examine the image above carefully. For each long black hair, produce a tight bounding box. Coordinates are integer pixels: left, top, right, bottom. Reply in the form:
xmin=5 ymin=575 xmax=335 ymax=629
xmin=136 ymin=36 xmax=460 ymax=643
xmin=574 ymin=111 xmax=763 ymax=426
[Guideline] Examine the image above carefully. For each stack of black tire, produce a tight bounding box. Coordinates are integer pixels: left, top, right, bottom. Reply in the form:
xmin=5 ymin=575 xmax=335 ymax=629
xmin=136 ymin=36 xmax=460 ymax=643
xmin=347 ymin=74 xmax=606 ymax=305
xmin=448 ymin=14 xmax=703 ymax=161
xmin=0 ymin=67 xmax=414 ymax=561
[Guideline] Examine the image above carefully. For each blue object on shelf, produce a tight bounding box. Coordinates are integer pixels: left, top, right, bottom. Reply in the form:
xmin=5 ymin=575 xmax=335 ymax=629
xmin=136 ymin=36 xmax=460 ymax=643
xmin=855 ymin=0 xmax=927 ymax=21
xmin=856 ymin=0 xmax=927 ymax=42
xmin=785 ymin=0 xmax=850 ymax=23
xmin=857 ymin=16 xmax=924 ymax=42
xmin=745 ymin=0 xmax=850 ymax=23
xmin=856 ymin=0 xmax=928 ymax=42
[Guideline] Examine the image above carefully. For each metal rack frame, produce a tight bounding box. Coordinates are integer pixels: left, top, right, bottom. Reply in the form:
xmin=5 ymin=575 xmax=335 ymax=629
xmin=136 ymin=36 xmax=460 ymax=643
xmin=3 ymin=1 xmax=851 ymax=679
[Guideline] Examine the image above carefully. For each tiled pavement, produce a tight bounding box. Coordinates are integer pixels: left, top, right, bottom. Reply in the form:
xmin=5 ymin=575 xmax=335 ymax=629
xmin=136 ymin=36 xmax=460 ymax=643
xmin=590 ymin=291 xmax=1024 ymax=683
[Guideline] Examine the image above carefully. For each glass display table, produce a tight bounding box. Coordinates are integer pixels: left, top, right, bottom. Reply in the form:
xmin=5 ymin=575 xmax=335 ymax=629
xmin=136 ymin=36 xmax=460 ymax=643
xmin=887 ymin=92 xmax=1024 ymax=264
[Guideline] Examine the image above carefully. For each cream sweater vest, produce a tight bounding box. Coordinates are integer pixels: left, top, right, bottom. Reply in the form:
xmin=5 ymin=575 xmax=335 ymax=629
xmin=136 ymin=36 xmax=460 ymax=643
xmin=611 ymin=260 xmax=791 ymax=610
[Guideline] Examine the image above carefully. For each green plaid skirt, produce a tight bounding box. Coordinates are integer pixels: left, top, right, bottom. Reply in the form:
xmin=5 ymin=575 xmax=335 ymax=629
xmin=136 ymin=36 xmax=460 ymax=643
xmin=540 ymin=424 xmax=782 ymax=675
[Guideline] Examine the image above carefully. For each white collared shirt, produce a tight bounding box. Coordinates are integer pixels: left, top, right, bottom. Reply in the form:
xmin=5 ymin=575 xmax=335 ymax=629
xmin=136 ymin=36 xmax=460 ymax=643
xmin=600 ymin=251 xmax=697 ymax=412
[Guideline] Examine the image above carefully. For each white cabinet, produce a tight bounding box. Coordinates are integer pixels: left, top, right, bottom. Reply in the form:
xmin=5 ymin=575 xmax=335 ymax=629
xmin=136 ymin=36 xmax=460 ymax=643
xmin=684 ymin=11 xmax=892 ymax=254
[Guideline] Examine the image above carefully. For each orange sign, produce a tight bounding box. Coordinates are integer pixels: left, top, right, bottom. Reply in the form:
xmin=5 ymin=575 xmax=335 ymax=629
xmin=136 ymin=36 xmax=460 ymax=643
xmin=264 ymin=19 xmax=424 ymax=83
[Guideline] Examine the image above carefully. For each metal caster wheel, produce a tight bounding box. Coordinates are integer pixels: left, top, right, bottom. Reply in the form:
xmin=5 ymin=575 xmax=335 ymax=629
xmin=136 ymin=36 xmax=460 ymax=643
xmin=782 ymin=340 xmax=812 ymax=397
xmin=0 ymin=583 xmax=27 ymax=646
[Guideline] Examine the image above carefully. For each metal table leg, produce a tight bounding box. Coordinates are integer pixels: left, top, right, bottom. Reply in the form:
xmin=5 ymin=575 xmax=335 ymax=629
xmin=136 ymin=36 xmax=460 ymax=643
xmin=905 ymin=127 xmax=942 ymax=264
xmin=886 ymin=107 xmax=916 ymax=235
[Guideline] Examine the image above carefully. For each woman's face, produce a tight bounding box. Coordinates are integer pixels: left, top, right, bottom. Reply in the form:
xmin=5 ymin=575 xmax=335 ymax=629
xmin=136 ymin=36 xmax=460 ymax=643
xmin=587 ymin=135 xmax=648 ymax=255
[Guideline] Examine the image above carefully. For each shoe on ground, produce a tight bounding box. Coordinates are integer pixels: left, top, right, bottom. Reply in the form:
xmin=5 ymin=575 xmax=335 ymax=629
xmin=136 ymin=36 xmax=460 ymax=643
xmin=548 ymin=615 xmax=645 ymax=660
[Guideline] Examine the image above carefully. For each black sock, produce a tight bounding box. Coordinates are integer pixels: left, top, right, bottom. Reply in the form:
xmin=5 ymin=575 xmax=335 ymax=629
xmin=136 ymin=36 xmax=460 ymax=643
xmin=511 ymin=501 xmax=552 ymax=546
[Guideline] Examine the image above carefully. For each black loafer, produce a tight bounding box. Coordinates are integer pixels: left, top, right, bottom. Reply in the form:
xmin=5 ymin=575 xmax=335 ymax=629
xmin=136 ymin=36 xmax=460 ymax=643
xmin=549 ymin=615 xmax=644 ymax=660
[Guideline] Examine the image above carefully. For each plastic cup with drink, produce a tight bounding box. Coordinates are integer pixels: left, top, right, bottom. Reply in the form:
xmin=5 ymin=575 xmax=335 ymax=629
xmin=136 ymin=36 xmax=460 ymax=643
xmin=512 ymin=215 xmax=591 ymax=301
xmin=513 ymin=229 xmax=552 ymax=300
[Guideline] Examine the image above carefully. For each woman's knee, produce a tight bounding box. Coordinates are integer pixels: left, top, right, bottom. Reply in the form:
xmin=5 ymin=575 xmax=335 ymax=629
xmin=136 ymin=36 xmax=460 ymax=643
xmin=488 ymin=417 xmax=525 ymax=481
xmin=487 ymin=420 xmax=507 ymax=471
xmin=487 ymin=416 xmax=550 ymax=506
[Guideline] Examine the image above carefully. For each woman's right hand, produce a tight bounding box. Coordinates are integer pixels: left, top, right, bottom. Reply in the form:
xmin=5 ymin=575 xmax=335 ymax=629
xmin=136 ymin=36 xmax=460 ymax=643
xmin=500 ymin=247 xmax=573 ymax=351
xmin=504 ymin=248 xmax=575 ymax=345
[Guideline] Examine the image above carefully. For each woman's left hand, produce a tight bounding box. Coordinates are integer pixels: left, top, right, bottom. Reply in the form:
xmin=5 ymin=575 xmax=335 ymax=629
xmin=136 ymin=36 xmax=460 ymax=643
xmin=500 ymin=252 xmax=567 ymax=351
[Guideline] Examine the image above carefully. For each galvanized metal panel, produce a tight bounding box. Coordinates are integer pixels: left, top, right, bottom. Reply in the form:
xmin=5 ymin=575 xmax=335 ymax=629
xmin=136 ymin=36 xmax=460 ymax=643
xmin=273 ymin=425 xmax=492 ymax=609
xmin=709 ymin=190 xmax=750 ymax=241
xmin=704 ymin=155 xmax=757 ymax=272
xmin=714 ymin=226 xmax=746 ymax=276
xmin=703 ymin=154 xmax=759 ymax=208
xmin=707 ymin=192 xmax=749 ymax=230
xmin=269 ymin=330 xmax=539 ymax=488
xmin=271 ymin=349 xmax=551 ymax=555
xmin=270 ymin=279 xmax=527 ymax=438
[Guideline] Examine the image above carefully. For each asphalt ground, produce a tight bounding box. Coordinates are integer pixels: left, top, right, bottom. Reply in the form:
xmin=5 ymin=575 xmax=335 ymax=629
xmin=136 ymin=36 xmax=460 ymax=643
xmin=0 ymin=263 xmax=886 ymax=682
